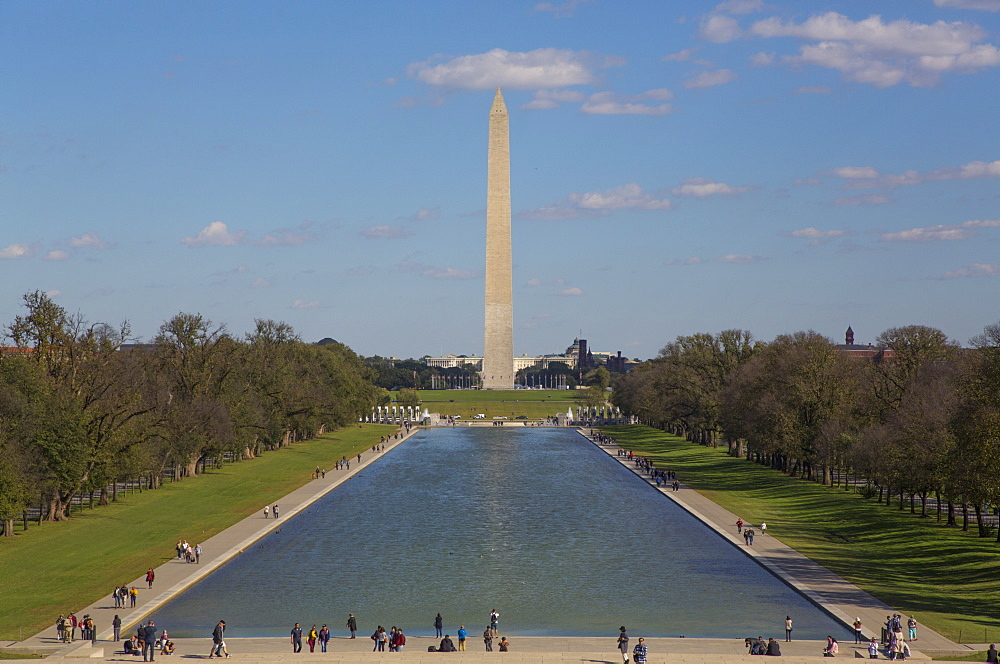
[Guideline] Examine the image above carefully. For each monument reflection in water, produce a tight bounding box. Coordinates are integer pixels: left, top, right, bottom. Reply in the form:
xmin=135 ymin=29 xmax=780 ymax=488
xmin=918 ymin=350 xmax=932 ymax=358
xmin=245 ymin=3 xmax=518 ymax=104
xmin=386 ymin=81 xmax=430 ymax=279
xmin=150 ymin=427 xmax=851 ymax=639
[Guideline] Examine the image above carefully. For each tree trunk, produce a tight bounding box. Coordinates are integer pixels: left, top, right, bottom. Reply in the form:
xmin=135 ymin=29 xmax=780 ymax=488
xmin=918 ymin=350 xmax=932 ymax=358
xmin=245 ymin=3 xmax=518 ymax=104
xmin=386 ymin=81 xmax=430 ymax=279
xmin=947 ymin=500 xmax=956 ymax=526
xmin=920 ymin=492 xmax=927 ymax=517
xmin=2 ymin=518 xmax=13 ymax=536
xmin=974 ymin=503 xmax=988 ymax=537
xmin=961 ymin=502 xmax=969 ymax=531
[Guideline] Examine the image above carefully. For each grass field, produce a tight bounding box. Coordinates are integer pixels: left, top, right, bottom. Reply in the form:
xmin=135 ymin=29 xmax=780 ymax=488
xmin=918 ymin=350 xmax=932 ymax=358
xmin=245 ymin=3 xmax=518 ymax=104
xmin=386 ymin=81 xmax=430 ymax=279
xmin=602 ymin=425 xmax=1000 ymax=644
xmin=404 ymin=389 xmax=583 ymax=420
xmin=0 ymin=424 xmax=397 ymax=642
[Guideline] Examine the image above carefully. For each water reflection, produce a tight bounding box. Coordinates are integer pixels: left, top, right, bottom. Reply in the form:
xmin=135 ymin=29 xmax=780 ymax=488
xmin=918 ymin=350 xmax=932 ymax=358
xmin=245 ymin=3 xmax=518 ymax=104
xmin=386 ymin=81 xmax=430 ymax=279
xmin=150 ymin=428 xmax=851 ymax=640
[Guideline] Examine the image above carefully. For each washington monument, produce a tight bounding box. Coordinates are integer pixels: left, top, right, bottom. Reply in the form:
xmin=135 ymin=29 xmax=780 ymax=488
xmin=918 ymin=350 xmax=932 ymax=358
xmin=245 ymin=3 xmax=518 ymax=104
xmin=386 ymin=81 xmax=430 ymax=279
xmin=482 ymin=88 xmax=514 ymax=390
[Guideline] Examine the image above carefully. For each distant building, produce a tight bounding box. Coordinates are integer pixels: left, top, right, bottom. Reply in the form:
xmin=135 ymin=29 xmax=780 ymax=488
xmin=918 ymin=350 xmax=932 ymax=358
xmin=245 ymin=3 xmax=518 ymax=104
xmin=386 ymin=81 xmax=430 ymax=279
xmin=834 ymin=326 xmax=895 ymax=362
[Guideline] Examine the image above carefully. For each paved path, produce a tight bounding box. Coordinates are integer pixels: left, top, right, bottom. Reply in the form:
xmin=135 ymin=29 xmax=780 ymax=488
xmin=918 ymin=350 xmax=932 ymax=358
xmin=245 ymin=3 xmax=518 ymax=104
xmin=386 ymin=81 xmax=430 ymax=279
xmin=11 ymin=427 xmax=420 ymax=657
xmin=578 ymin=430 xmax=969 ymax=658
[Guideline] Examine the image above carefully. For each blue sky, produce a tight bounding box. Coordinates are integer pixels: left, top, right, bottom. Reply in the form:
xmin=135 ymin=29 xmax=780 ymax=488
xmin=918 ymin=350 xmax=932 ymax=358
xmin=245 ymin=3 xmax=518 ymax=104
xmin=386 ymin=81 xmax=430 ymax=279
xmin=3 ymin=0 xmax=999 ymax=360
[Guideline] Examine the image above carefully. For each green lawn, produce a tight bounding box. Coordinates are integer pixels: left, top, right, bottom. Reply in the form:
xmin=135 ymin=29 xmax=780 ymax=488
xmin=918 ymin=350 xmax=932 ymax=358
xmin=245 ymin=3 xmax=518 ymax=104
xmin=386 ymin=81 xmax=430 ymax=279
xmin=0 ymin=424 xmax=397 ymax=642
xmin=401 ymin=389 xmax=583 ymax=420
xmin=603 ymin=425 xmax=1000 ymax=644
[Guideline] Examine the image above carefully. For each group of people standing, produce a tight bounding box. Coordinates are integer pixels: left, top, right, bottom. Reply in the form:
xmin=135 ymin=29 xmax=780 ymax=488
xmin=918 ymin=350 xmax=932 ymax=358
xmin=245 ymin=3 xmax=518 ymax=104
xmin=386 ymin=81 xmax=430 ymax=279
xmin=55 ymin=613 xmax=93 ymax=643
xmin=112 ymin=585 xmax=139 ymax=609
xmin=290 ymin=623 xmax=333 ymax=652
xmin=616 ymin=626 xmax=647 ymax=664
xmin=174 ymin=540 xmax=201 ymax=563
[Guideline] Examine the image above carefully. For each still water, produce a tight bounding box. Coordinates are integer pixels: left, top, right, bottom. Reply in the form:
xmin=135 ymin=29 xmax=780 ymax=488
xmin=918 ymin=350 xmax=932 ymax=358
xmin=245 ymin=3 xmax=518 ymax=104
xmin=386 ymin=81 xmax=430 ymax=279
xmin=150 ymin=427 xmax=850 ymax=639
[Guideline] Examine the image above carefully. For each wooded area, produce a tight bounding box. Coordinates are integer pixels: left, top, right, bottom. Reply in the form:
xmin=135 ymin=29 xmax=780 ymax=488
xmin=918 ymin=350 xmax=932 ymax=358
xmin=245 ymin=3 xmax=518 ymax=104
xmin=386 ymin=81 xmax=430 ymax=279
xmin=613 ymin=324 xmax=1000 ymax=540
xmin=0 ymin=291 xmax=386 ymax=536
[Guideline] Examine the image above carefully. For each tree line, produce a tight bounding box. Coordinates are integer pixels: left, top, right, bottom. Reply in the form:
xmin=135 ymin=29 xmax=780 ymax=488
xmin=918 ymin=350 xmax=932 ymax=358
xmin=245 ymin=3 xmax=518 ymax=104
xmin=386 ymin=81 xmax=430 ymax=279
xmin=0 ymin=291 xmax=386 ymax=536
xmin=612 ymin=324 xmax=1000 ymax=541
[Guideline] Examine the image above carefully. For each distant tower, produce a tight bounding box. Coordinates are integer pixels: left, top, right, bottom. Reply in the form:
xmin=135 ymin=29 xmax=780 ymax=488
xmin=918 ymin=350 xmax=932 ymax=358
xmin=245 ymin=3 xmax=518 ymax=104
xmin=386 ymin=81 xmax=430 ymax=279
xmin=846 ymin=326 xmax=855 ymax=345
xmin=482 ymin=88 xmax=514 ymax=390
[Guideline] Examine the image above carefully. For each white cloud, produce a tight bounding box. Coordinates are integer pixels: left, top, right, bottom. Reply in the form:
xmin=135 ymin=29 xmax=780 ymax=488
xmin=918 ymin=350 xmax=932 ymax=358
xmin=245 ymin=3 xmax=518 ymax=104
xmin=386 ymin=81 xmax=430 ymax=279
xmin=834 ymin=194 xmax=892 ymax=206
xmin=581 ymin=89 xmax=674 ymax=115
xmin=534 ymin=0 xmax=591 ymax=17
xmin=69 ymin=232 xmax=110 ymax=249
xmin=291 ymin=300 xmax=322 ymax=309
xmin=44 ymin=250 xmax=71 ymax=261
xmin=750 ymin=52 xmax=775 ymax=66
xmin=558 ymin=287 xmax=584 ymax=296
xmin=398 ymin=259 xmax=477 ymax=280
xmin=400 ymin=206 xmax=441 ymax=222
xmin=789 ymin=227 xmax=852 ymax=245
xmin=662 ymin=48 xmax=697 ymax=62
xmin=522 ymin=182 xmax=672 ymax=220
xmin=408 ymin=48 xmax=623 ymax=91
xmin=251 ymin=278 xmax=269 ymax=288
xmin=181 ymin=221 xmax=245 ymax=247
xmin=523 ymin=89 xmax=586 ymax=110
xmin=717 ymin=254 xmax=759 ymax=263
xmin=700 ymin=15 xmax=743 ymax=43
xmin=790 ymin=227 xmax=849 ymax=239
xmin=715 ymin=0 xmax=767 ymax=14
xmin=748 ymin=12 xmax=1000 ymax=87
xmin=361 ymin=225 xmax=414 ymax=239
xmin=671 ymin=178 xmax=750 ymax=197
xmin=934 ymin=0 xmax=1000 ymax=11
xmin=829 ymin=159 xmax=1000 ymax=189
xmin=684 ymin=68 xmax=738 ymax=89
xmin=0 ymin=243 xmax=37 ymax=259
xmin=526 ymin=278 xmax=543 ymax=287
xmin=258 ymin=222 xmax=318 ymax=247
xmin=943 ymin=263 xmax=1000 ymax=278
xmin=45 ymin=290 xmax=62 ymax=298
xmin=880 ymin=218 xmax=1000 ymax=242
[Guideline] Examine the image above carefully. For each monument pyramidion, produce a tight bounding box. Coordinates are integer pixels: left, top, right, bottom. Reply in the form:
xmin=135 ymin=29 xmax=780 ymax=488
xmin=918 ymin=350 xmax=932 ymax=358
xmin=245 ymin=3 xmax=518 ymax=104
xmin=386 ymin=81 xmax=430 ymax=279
xmin=482 ymin=88 xmax=514 ymax=390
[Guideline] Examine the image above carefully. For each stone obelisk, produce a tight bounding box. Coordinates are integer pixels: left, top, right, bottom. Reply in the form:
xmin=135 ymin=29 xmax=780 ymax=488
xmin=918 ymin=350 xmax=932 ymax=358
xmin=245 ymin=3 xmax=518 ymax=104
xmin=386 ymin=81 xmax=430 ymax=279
xmin=482 ymin=88 xmax=514 ymax=390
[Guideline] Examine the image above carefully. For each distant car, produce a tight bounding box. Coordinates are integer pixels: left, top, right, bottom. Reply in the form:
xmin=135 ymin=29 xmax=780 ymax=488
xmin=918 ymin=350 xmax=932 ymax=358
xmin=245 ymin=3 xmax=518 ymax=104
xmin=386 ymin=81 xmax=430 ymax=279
xmin=515 ymin=415 xmax=528 ymax=419
xmin=452 ymin=415 xmax=461 ymax=419
xmin=473 ymin=414 xmax=486 ymax=419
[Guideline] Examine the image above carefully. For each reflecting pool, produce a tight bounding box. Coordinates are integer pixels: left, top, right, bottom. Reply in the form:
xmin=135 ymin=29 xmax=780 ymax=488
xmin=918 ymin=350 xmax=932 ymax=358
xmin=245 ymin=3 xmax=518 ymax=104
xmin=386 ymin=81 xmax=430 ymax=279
xmin=150 ymin=427 xmax=851 ymax=639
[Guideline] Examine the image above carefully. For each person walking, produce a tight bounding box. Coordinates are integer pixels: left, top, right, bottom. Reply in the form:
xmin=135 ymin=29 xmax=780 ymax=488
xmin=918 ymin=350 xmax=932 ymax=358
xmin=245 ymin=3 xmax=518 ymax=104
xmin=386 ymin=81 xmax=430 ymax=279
xmin=632 ymin=637 xmax=648 ymax=664
xmin=146 ymin=568 xmax=155 ymax=589
xmin=907 ymin=616 xmax=917 ymax=641
xmin=434 ymin=613 xmax=443 ymax=638
xmin=113 ymin=615 xmax=122 ymax=642
xmin=457 ymin=625 xmax=467 ymax=651
xmin=290 ymin=623 xmax=303 ymax=653
xmin=736 ymin=518 xmax=744 ymax=533
xmin=484 ymin=627 xmax=493 ymax=651
xmin=273 ymin=504 xmax=279 ymax=519
xmin=761 ymin=521 xmax=767 ymax=535
xmin=263 ymin=505 xmax=269 ymax=519
xmin=747 ymin=527 xmax=755 ymax=546
xmin=617 ymin=626 xmax=630 ymax=663
xmin=785 ymin=616 xmax=793 ymax=642
xmin=319 ymin=625 xmax=330 ymax=653
xmin=194 ymin=544 xmax=202 ymax=563
xmin=209 ymin=620 xmax=228 ymax=658
xmin=346 ymin=613 xmax=357 ymax=638
xmin=307 ymin=625 xmax=318 ymax=652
